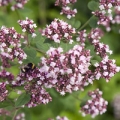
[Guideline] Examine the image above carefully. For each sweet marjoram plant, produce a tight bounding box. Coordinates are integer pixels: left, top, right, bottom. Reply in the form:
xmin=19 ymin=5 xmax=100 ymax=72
xmin=0 ymin=0 xmax=120 ymax=120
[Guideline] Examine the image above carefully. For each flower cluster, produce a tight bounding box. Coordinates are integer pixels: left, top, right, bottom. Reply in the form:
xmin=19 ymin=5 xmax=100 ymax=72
xmin=39 ymin=45 xmax=91 ymax=95
xmin=76 ymin=30 xmax=87 ymax=46
xmin=112 ymin=94 xmax=120 ymax=119
xmin=0 ymin=108 xmax=25 ymax=120
xmin=25 ymin=84 xmax=52 ymax=108
xmin=88 ymin=28 xmax=111 ymax=58
xmin=0 ymin=70 xmax=14 ymax=84
xmin=0 ymin=0 xmax=29 ymax=10
xmin=14 ymin=113 xmax=25 ymax=120
xmin=48 ymin=116 xmax=69 ymax=120
xmin=14 ymin=45 xmax=91 ymax=105
xmin=0 ymin=82 xmax=8 ymax=102
xmin=18 ymin=17 xmax=37 ymax=38
xmin=0 ymin=0 xmax=11 ymax=6
xmin=13 ymin=67 xmax=52 ymax=107
xmin=88 ymin=28 xmax=120 ymax=82
xmin=94 ymin=56 xmax=120 ymax=82
xmin=55 ymin=0 xmax=77 ymax=19
xmin=0 ymin=108 xmax=10 ymax=116
xmin=42 ymin=19 xmax=76 ymax=44
xmin=99 ymin=0 xmax=118 ymax=8
xmin=111 ymin=1 xmax=120 ymax=33
xmin=80 ymin=89 xmax=108 ymax=118
xmin=0 ymin=26 xmax=27 ymax=67
xmin=11 ymin=0 xmax=29 ymax=11
xmin=92 ymin=0 xmax=119 ymax=31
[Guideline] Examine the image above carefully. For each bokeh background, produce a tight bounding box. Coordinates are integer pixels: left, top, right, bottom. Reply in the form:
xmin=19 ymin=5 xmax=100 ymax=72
xmin=0 ymin=0 xmax=120 ymax=120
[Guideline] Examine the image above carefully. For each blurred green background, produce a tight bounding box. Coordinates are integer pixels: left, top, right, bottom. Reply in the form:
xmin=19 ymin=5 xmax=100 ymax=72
xmin=0 ymin=0 xmax=120 ymax=120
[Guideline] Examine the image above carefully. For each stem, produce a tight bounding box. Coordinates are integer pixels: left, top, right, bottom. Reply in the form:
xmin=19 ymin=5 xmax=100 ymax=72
xmin=38 ymin=0 xmax=46 ymax=26
xmin=12 ymin=108 xmax=19 ymax=120
xmin=3 ymin=115 xmax=6 ymax=120
xmin=78 ymin=15 xmax=94 ymax=30
xmin=25 ymin=34 xmax=30 ymax=46
xmin=15 ymin=10 xmax=21 ymax=20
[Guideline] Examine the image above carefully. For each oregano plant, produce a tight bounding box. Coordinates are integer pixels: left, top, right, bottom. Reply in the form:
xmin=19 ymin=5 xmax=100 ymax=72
xmin=0 ymin=0 xmax=120 ymax=120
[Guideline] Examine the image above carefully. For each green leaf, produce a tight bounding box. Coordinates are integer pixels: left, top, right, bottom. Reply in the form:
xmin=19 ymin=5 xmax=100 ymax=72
xmin=29 ymin=56 xmax=40 ymax=64
xmin=23 ymin=47 xmax=37 ymax=58
xmin=89 ymin=16 xmax=98 ymax=28
xmin=88 ymin=1 xmax=99 ymax=11
xmin=67 ymin=18 xmax=81 ymax=29
xmin=91 ymin=60 xmax=98 ymax=65
xmin=60 ymin=41 xmax=77 ymax=53
xmin=34 ymin=31 xmax=45 ymax=42
xmin=15 ymin=93 xmax=31 ymax=107
xmin=36 ymin=41 xmax=50 ymax=52
xmin=8 ymin=91 xmax=19 ymax=99
xmin=74 ymin=20 xmax=81 ymax=29
xmin=0 ymin=101 xmax=13 ymax=108
xmin=23 ymin=56 xmax=40 ymax=65
xmin=67 ymin=18 xmax=76 ymax=26
xmin=44 ymin=38 xmax=58 ymax=47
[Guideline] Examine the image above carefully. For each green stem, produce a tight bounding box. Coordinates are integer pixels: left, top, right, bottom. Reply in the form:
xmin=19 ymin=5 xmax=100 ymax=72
xmin=3 ymin=115 xmax=6 ymax=120
xmin=15 ymin=10 xmax=21 ymax=20
xmin=12 ymin=108 xmax=19 ymax=120
xmin=38 ymin=0 xmax=46 ymax=26
xmin=26 ymin=34 xmax=30 ymax=46
xmin=78 ymin=15 xmax=94 ymax=30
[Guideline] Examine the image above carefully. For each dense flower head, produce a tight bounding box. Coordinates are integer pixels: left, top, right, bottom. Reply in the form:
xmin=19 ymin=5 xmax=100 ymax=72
xmin=25 ymin=84 xmax=52 ymax=108
xmin=92 ymin=0 xmax=118 ymax=31
xmin=0 ymin=82 xmax=8 ymax=102
xmin=0 ymin=0 xmax=11 ymax=6
xmin=0 ymin=26 xmax=27 ymax=67
xmin=11 ymin=0 xmax=29 ymax=11
xmin=42 ymin=19 xmax=76 ymax=44
xmin=0 ymin=70 xmax=14 ymax=84
xmin=76 ymin=30 xmax=87 ymax=46
xmin=111 ymin=1 xmax=120 ymax=33
xmin=114 ymin=1 xmax=120 ymax=14
xmin=39 ymin=45 xmax=91 ymax=95
xmin=113 ymin=15 xmax=120 ymax=24
xmin=55 ymin=0 xmax=77 ymax=18
xmin=0 ymin=0 xmax=29 ymax=10
xmin=14 ymin=113 xmax=25 ymax=120
xmin=18 ymin=17 xmax=37 ymax=38
xmin=112 ymin=94 xmax=120 ymax=119
xmin=80 ymin=89 xmax=108 ymax=118
xmin=55 ymin=0 xmax=77 ymax=7
xmin=14 ymin=66 xmax=40 ymax=86
xmin=88 ymin=28 xmax=112 ymax=58
xmin=60 ymin=7 xmax=77 ymax=19
xmin=88 ymin=28 xmax=104 ymax=40
xmin=87 ymin=28 xmax=120 ymax=81
xmin=99 ymin=0 xmax=118 ymax=8
xmin=48 ymin=116 xmax=69 ymax=120
xmin=13 ymin=66 xmax=52 ymax=107
xmin=0 ymin=108 xmax=10 ymax=116
xmin=94 ymin=56 xmax=120 ymax=82
xmin=92 ymin=11 xmax=111 ymax=31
